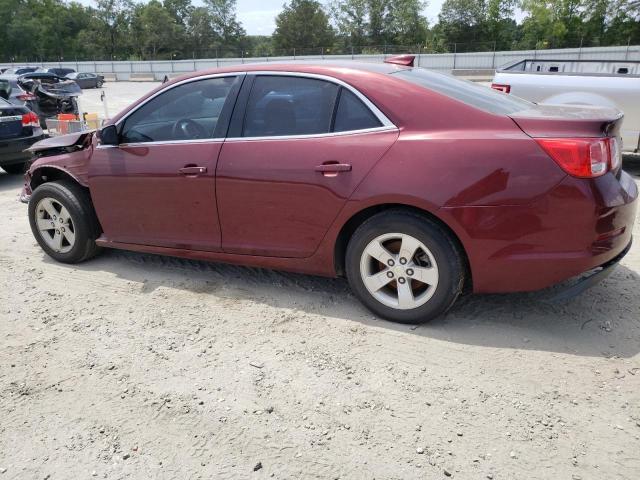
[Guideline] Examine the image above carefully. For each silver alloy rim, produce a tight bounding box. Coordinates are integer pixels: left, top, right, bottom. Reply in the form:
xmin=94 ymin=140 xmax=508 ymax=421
xmin=34 ymin=197 xmax=76 ymax=254
xmin=359 ymin=233 xmax=439 ymax=310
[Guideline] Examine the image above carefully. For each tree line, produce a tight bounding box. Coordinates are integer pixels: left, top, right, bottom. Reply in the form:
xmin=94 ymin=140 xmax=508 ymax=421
xmin=1 ymin=0 xmax=638 ymax=62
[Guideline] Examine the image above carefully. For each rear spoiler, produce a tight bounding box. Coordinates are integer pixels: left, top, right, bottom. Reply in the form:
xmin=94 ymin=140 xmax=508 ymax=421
xmin=384 ymin=55 xmax=415 ymax=67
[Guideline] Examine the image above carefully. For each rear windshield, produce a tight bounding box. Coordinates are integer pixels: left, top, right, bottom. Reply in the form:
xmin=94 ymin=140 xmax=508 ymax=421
xmin=392 ymin=68 xmax=533 ymax=115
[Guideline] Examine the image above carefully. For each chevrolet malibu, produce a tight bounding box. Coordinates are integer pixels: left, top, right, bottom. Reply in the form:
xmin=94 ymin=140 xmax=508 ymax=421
xmin=20 ymin=57 xmax=638 ymax=323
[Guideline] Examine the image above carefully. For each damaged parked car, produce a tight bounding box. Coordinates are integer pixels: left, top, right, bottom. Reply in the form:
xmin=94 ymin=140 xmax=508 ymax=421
xmin=19 ymin=58 xmax=638 ymax=324
xmin=0 ymin=72 xmax=81 ymax=127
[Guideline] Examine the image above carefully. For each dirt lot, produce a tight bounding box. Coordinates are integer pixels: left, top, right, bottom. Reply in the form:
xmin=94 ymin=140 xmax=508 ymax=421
xmin=1 ymin=134 xmax=640 ymax=478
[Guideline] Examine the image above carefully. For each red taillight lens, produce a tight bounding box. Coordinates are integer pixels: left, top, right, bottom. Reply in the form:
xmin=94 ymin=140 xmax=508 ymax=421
xmin=491 ymin=83 xmax=511 ymax=94
xmin=22 ymin=112 xmax=40 ymax=128
xmin=535 ymin=137 xmax=612 ymax=178
xmin=17 ymin=93 xmax=37 ymax=101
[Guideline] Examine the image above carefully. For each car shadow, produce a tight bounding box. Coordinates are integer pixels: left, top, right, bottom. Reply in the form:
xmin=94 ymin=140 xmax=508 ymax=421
xmin=40 ymin=245 xmax=640 ymax=360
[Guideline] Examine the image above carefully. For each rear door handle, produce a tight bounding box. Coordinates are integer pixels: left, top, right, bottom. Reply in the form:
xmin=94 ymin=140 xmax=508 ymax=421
xmin=315 ymin=163 xmax=352 ymax=173
xmin=179 ymin=166 xmax=207 ymax=175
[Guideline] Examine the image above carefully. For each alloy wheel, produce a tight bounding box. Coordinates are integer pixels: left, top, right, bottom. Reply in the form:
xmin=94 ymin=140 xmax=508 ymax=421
xmin=359 ymin=232 xmax=439 ymax=310
xmin=34 ymin=197 xmax=76 ymax=254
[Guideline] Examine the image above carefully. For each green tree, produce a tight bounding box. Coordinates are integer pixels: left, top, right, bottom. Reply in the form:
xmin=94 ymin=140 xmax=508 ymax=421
xmin=131 ymin=0 xmax=180 ymax=59
xmin=273 ymin=0 xmax=335 ymax=52
xmin=330 ymin=0 xmax=428 ymax=47
xmin=204 ymin=0 xmax=246 ymax=49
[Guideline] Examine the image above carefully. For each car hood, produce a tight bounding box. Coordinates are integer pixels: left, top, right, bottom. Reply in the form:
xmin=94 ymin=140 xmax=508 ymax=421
xmin=27 ymin=130 xmax=94 ymax=153
xmin=19 ymin=77 xmax=82 ymax=98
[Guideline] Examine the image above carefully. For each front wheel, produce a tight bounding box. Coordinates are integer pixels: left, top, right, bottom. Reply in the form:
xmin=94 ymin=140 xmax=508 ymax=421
xmin=28 ymin=180 xmax=102 ymax=263
xmin=346 ymin=210 xmax=465 ymax=324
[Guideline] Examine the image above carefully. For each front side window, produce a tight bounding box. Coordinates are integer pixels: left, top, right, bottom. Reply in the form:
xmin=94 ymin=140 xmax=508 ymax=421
xmin=243 ymin=76 xmax=339 ymax=137
xmin=121 ymin=76 xmax=237 ymax=143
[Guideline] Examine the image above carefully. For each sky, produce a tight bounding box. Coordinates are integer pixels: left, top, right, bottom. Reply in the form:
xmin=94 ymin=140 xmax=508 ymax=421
xmin=236 ymin=0 xmax=447 ymax=36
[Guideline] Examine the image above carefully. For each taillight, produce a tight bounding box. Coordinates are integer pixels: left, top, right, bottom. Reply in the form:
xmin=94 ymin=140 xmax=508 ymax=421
xmin=17 ymin=93 xmax=37 ymax=101
xmin=491 ymin=83 xmax=511 ymax=94
xmin=22 ymin=112 xmax=40 ymax=128
xmin=535 ymin=137 xmax=616 ymax=178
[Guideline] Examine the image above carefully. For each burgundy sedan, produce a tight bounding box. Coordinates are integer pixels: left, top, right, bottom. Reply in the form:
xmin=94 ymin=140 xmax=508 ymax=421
xmin=20 ymin=57 xmax=638 ymax=323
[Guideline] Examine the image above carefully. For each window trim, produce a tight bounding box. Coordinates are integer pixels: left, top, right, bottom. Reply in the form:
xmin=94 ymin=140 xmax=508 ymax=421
xmin=108 ymin=70 xmax=396 ymax=148
xmin=227 ymin=71 xmax=396 ymax=141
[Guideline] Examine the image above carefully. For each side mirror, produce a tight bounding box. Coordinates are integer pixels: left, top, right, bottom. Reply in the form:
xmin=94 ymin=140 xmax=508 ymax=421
xmin=99 ymin=124 xmax=119 ymax=146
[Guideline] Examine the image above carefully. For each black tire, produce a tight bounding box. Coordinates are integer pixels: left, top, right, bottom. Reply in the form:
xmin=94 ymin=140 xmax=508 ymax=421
xmin=345 ymin=209 xmax=465 ymax=324
xmin=2 ymin=162 xmax=27 ymax=174
xmin=28 ymin=180 xmax=102 ymax=264
xmin=96 ymin=81 xmax=103 ymax=88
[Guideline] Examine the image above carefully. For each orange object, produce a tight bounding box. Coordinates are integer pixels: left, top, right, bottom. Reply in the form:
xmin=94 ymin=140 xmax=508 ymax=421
xmin=57 ymin=113 xmax=77 ymax=121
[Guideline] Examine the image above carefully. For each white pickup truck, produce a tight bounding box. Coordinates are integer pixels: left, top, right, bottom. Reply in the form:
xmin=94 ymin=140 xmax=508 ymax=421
xmin=492 ymin=59 xmax=640 ymax=152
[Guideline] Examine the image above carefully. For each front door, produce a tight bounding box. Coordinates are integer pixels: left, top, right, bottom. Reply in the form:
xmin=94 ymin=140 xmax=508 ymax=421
xmin=216 ymin=74 xmax=398 ymax=258
xmin=89 ymin=75 xmax=242 ymax=251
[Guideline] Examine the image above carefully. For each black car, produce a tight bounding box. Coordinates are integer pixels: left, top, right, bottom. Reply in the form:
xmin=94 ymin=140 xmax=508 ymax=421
xmin=65 ymin=72 xmax=104 ymax=89
xmin=0 ymin=97 xmax=45 ymax=174
xmin=46 ymin=67 xmax=75 ymax=77
xmin=3 ymin=66 xmax=38 ymax=76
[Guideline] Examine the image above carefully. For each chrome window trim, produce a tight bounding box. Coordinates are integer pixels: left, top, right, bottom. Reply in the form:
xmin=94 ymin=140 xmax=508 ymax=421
xmin=225 ymin=125 xmax=397 ymax=142
xmin=107 ymin=70 xmax=397 ymax=146
xmin=118 ymin=138 xmax=226 ymax=148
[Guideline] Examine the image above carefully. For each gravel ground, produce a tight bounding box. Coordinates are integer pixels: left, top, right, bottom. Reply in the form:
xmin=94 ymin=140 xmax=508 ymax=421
xmin=1 ymin=93 xmax=640 ymax=479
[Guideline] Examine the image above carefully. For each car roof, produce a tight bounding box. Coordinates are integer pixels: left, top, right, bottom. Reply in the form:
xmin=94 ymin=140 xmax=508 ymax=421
xmin=170 ymin=60 xmax=410 ymax=83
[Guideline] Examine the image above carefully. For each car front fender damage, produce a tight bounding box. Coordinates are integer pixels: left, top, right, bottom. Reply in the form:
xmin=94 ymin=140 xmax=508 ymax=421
xmin=20 ymin=131 xmax=95 ymax=203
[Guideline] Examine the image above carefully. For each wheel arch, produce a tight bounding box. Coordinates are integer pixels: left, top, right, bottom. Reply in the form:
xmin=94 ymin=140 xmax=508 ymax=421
xmin=333 ymin=203 xmax=472 ymax=291
xmin=29 ymin=165 xmax=102 ymax=233
xmin=30 ymin=165 xmax=88 ymax=192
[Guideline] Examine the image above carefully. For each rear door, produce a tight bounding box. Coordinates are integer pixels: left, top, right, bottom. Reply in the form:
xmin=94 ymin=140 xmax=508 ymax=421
xmin=216 ymin=73 xmax=399 ymax=258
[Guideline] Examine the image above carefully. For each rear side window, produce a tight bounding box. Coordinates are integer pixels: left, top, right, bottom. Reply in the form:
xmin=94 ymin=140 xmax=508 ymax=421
xmin=243 ymin=76 xmax=338 ymax=137
xmin=333 ymin=89 xmax=382 ymax=132
xmin=393 ymin=68 xmax=533 ymax=115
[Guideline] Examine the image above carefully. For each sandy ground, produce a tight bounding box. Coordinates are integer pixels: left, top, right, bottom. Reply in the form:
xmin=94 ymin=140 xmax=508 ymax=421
xmin=1 ymin=94 xmax=640 ymax=480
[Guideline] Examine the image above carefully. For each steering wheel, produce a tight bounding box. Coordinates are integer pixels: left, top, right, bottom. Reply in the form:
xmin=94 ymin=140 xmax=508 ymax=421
xmin=172 ymin=118 xmax=207 ymax=140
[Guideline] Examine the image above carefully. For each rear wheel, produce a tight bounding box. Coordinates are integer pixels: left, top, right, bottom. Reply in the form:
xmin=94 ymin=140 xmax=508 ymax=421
xmin=346 ymin=210 xmax=465 ymax=324
xmin=2 ymin=163 xmax=27 ymax=174
xmin=28 ymin=180 xmax=102 ymax=263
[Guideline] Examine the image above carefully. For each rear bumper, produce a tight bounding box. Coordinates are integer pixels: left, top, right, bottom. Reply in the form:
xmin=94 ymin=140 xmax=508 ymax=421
xmin=444 ymin=169 xmax=638 ymax=293
xmin=547 ymin=238 xmax=632 ymax=300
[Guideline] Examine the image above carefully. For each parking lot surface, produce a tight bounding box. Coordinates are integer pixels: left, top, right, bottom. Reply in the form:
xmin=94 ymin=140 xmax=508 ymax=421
xmin=1 ymin=86 xmax=639 ymax=479
xmin=77 ymin=81 xmax=161 ymax=120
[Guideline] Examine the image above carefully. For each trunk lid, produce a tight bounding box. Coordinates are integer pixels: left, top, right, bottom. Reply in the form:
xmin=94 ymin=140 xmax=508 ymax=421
xmin=0 ymin=103 xmax=25 ymax=139
xmin=509 ymin=103 xmax=623 ymax=139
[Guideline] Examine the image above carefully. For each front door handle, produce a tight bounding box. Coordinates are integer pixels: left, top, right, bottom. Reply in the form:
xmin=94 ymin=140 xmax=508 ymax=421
xmin=179 ymin=166 xmax=207 ymax=176
xmin=315 ymin=163 xmax=352 ymax=173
